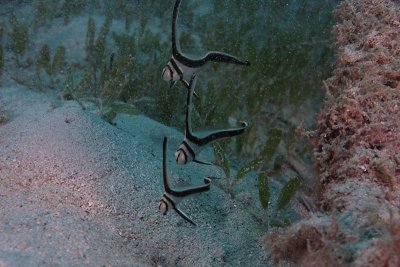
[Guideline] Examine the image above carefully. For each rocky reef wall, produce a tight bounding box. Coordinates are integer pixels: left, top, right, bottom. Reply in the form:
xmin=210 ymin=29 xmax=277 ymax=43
xmin=265 ymin=0 xmax=400 ymax=266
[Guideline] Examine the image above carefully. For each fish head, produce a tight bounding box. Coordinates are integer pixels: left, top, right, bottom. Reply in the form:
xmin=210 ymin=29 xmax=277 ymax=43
xmin=159 ymin=198 xmax=169 ymax=215
xmin=161 ymin=62 xmax=180 ymax=82
xmin=161 ymin=66 xmax=172 ymax=81
xmin=175 ymin=148 xmax=188 ymax=165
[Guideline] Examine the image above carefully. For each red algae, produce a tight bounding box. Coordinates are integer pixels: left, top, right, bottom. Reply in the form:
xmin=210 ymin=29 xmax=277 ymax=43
xmin=264 ymin=0 xmax=400 ymax=266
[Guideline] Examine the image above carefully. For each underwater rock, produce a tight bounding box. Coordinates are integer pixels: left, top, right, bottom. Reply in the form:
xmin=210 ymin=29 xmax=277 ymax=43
xmin=265 ymin=0 xmax=400 ymax=266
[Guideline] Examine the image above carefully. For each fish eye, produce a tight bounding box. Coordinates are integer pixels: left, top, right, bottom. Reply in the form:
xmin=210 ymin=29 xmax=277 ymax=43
xmin=175 ymin=150 xmax=186 ymax=165
xmin=159 ymin=200 xmax=168 ymax=215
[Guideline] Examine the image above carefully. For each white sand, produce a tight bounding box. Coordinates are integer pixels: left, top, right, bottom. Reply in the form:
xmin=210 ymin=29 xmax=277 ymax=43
xmin=0 ymin=83 xmax=270 ymax=266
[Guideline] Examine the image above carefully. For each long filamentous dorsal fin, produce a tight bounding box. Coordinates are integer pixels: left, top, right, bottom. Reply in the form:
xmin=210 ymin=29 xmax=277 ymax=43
xmin=172 ymin=0 xmax=182 ymax=57
xmin=184 ymin=75 xmax=248 ymax=146
xmin=185 ymin=74 xmax=197 ymax=139
xmin=196 ymin=121 xmax=248 ymax=145
xmin=170 ymin=0 xmax=250 ymax=69
xmin=163 ymin=137 xmax=173 ymax=194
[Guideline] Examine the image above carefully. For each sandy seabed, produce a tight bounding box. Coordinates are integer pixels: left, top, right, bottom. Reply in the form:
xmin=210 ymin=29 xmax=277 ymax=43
xmin=0 ymin=83 xmax=269 ymax=266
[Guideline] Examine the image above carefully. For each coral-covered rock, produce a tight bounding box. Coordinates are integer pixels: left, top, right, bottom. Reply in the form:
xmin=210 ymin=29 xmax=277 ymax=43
xmin=265 ymin=0 xmax=400 ymax=266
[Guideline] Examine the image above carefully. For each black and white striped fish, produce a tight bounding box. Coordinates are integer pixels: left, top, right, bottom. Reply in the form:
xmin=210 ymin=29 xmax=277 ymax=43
xmin=159 ymin=137 xmax=211 ymax=225
xmin=161 ymin=0 xmax=250 ymax=89
xmin=175 ymin=74 xmax=248 ymax=165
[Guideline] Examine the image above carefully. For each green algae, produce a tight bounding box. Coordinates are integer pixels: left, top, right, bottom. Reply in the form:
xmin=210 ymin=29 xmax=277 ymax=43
xmin=9 ymin=13 xmax=28 ymax=65
xmin=258 ymin=172 xmax=270 ymax=210
xmin=276 ymin=176 xmax=302 ymax=211
xmin=35 ymin=44 xmax=66 ymax=88
xmin=213 ymin=128 xmax=282 ymax=196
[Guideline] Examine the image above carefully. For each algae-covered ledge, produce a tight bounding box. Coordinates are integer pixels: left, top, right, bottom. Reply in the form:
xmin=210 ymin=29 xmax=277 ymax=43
xmin=264 ymin=0 xmax=400 ymax=266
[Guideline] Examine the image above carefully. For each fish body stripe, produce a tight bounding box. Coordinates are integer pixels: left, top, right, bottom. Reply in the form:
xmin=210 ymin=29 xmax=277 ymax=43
xmin=181 ymin=140 xmax=196 ymax=160
xmin=176 ymin=148 xmax=188 ymax=164
xmin=169 ymin=57 xmax=184 ymax=79
xmin=159 ymin=198 xmax=169 ymax=214
xmin=166 ymin=65 xmax=174 ymax=81
xmin=163 ymin=194 xmax=176 ymax=209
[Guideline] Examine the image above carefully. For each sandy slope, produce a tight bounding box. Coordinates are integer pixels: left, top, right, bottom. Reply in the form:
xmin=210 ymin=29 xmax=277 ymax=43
xmin=0 ymin=84 xmax=269 ymax=266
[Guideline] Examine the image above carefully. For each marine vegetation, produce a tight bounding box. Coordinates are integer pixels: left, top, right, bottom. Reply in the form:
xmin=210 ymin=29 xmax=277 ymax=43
xmin=0 ymin=0 xmax=339 ymax=226
xmin=213 ymin=128 xmax=303 ymax=225
xmin=35 ymin=44 xmax=66 ymax=88
xmin=213 ymin=128 xmax=282 ymax=194
xmin=9 ymin=13 xmax=28 ymax=66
